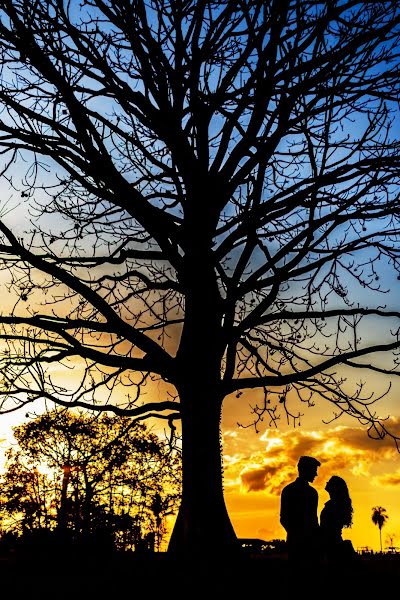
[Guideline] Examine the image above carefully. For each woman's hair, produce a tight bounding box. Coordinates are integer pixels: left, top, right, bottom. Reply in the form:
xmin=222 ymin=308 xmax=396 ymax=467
xmin=326 ymin=475 xmax=354 ymax=528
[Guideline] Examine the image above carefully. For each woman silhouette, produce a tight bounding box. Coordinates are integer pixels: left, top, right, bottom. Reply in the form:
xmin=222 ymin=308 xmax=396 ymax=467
xmin=320 ymin=475 xmax=356 ymax=563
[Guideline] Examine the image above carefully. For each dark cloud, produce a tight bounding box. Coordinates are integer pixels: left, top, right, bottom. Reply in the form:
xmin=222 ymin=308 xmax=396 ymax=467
xmin=375 ymin=472 xmax=400 ymax=486
xmin=241 ymin=464 xmax=281 ymax=492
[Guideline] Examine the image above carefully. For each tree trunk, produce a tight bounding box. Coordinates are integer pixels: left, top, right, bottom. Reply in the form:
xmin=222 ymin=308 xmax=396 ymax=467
xmin=167 ymin=384 xmax=239 ymax=557
xmin=168 ymin=216 xmax=239 ymax=558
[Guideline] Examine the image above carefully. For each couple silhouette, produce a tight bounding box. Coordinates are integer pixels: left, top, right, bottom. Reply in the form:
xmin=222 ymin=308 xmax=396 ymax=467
xmin=280 ymin=455 xmax=356 ymax=582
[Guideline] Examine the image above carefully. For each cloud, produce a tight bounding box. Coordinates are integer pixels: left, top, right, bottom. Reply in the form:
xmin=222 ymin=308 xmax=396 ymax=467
xmin=373 ymin=471 xmax=400 ymax=486
xmin=223 ymin=419 xmax=400 ymax=497
xmin=223 ymin=417 xmax=400 ymax=549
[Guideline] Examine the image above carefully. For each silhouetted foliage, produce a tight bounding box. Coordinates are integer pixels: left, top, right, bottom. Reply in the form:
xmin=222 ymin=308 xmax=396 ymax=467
xmin=0 ymin=1 xmax=399 ymax=555
xmin=0 ymin=410 xmax=181 ymax=552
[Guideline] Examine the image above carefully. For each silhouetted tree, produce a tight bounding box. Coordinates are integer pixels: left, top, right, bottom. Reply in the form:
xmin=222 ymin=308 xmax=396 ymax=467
xmin=385 ymin=532 xmax=396 ymax=553
xmin=0 ymin=1 xmax=399 ymax=556
xmin=371 ymin=506 xmax=388 ymax=553
xmin=0 ymin=410 xmax=181 ymax=550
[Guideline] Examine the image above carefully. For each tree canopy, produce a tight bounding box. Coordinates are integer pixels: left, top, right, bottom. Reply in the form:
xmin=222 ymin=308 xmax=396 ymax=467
xmin=0 ymin=409 xmax=181 ymax=551
xmin=0 ymin=0 xmax=399 ymax=554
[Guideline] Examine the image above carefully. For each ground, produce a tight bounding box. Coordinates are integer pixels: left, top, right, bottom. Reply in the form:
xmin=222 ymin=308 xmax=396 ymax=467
xmin=0 ymin=549 xmax=398 ymax=599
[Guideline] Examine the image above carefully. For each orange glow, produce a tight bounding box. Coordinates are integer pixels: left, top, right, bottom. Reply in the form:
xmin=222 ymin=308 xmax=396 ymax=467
xmin=0 ymin=381 xmax=399 ymax=554
xmin=222 ymin=413 xmax=400 ymax=553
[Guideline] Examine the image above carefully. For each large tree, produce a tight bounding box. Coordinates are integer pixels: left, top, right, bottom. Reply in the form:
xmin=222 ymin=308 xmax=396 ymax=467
xmin=0 ymin=0 xmax=399 ymax=556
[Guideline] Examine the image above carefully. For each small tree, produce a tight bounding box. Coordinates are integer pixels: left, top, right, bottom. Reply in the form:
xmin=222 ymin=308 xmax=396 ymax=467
xmin=385 ymin=532 xmax=396 ymax=553
xmin=371 ymin=506 xmax=388 ymax=553
xmin=0 ymin=410 xmax=181 ymax=551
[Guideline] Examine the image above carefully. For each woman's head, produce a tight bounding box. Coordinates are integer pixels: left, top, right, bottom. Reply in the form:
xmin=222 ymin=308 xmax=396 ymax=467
xmin=325 ymin=475 xmax=353 ymax=527
xmin=325 ymin=475 xmax=349 ymax=497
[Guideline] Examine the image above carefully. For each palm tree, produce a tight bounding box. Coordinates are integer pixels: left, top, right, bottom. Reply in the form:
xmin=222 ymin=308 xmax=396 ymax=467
xmin=372 ymin=506 xmax=389 ymax=553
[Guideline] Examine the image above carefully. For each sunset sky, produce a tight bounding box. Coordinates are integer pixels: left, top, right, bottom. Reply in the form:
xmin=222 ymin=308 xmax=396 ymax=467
xmin=2 ymin=168 xmax=394 ymax=554
xmin=0 ymin=0 xmax=399 ymax=558
xmin=0 ymin=163 xmax=398 ymax=556
xmin=221 ymin=387 xmax=400 ymax=553
xmin=0 ymin=378 xmax=399 ymax=554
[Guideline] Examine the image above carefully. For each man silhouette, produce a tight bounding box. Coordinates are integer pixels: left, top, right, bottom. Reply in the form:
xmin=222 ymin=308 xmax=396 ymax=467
xmin=280 ymin=455 xmax=321 ymax=574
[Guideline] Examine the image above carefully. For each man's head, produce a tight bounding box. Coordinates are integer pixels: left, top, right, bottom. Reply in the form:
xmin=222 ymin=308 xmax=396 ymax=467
xmin=297 ymin=455 xmax=321 ymax=482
